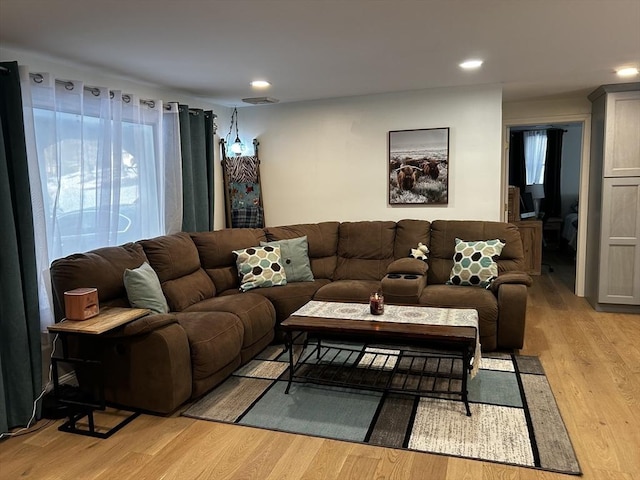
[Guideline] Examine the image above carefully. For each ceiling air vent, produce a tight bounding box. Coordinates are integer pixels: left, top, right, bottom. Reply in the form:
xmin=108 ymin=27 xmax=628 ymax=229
xmin=242 ymin=97 xmax=280 ymax=105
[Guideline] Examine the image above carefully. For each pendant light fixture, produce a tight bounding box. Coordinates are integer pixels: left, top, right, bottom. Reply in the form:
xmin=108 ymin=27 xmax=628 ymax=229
xmin=226 ymin=107 xmax=244 ymax=155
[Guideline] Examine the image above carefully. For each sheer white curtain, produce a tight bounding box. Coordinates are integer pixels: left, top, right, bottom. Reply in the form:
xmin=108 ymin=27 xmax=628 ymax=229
xmin=523 ymin=130 xmax=547 ymax=185
xmin=19 ymin=68 xmax=182 ymax=328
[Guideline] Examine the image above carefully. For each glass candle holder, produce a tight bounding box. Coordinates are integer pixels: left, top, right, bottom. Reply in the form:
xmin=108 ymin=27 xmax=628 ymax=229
xmin=369 ymin=292 xmax=384 ymax=315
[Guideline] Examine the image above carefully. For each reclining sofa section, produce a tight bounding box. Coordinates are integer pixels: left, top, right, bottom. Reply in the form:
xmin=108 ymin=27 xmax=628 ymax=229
xmin=50 ymin=219 xmax=531 ymax=414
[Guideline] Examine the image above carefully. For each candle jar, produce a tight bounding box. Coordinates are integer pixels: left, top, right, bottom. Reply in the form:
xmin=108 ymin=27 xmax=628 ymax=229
xmin=369 ymin=292 xmax=384 ymax=315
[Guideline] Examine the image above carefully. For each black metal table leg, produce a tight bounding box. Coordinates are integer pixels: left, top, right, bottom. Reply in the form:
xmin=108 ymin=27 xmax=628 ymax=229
xmin=285 ymin=330 xmax=294 ymax=394
xmin=462 ymin=347 xmax=471 ymax=416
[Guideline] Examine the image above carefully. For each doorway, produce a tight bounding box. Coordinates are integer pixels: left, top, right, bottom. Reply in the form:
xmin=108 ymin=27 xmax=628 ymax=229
xmin=503 ymin=119 xmax=589 ymax=295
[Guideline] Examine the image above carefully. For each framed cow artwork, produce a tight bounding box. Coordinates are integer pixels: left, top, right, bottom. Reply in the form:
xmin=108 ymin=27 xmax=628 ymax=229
xmin=388 ymin=127 xmax=449 ymax=205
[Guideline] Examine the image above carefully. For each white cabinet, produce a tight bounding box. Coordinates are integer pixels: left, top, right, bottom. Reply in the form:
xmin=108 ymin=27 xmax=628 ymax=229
xmin=586 ymin=83 xmax=640 ymax=312
xmin=598 ymin=177 xmax=640 ymax=304
xmin=604 ymin=90 xmax=640 ymax=177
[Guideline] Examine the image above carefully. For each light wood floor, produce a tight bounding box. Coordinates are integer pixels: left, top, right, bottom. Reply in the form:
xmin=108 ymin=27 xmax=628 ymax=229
xmin=1 ymin=269 xmax=639 ymax=480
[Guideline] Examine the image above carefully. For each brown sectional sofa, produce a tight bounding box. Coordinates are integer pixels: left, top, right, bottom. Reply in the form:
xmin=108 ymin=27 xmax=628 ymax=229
xmin=50 ymin=219 xmax=531 ymax=415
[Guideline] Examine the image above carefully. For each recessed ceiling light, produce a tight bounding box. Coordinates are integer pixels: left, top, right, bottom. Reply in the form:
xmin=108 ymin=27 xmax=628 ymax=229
xmin=459 ymin=59 xmax=483 ymax=70
xmin=250 ymin=80 xmax=271 ymax=88
xmin=616 ymin=67 xmax=639 ymax=77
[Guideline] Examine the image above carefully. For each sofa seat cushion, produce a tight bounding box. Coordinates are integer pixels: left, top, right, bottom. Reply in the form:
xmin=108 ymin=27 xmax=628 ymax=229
xmin=182 ymin=293 xmax=275 ymax=350
xmin=222 ymin=279 xmax=331 ymax=324
xmin=418 ymin=285 xmax=498 ymax=350
xmin=174 ymin=311 xmax=243 ymax=386
xmin=314 ymin=280 xmax=381 ymax=304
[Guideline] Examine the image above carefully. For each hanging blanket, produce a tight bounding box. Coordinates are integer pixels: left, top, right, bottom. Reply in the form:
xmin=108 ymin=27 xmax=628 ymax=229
xmin=232 ymin=205 xmax=264 ymax=228
xmin=224 ymin=156 xmax=259 ymax=183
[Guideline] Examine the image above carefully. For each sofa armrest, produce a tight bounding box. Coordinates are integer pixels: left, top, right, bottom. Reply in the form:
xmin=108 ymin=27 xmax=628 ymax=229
xmin=496 ymin=283 xmax=528 ymax=349
xmin=73 ymin=319 xmax=192 ymax=414
xmin=489 ymin=271 xmax=532 ymax=294
xmin=387 ymin=258 xmax=428 ymax=275
xmin=103 ymin=313 xmax=178 ymax=338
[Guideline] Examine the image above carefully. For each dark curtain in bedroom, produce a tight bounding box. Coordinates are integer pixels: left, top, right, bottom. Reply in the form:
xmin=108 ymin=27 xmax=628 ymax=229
xmin=0 ymin=61 xmax=43 ymax=434
xmin=542 ymin=128 xmax=564 ymax=220
xmin=179 ymin=106 xmax=215 ymax=232
xmin=509 ymin=131 xmax=526 ymax=192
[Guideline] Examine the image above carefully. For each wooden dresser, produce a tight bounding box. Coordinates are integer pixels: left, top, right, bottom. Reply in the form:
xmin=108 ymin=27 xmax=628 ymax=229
xmin=514 ymin=220 xmax=543 ymax=275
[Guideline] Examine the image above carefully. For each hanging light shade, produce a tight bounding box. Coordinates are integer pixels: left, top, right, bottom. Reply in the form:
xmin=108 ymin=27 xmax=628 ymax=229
xmin=231 ymin=135 xmax=243 ymax=154
xmin=226 ymin=107 xmax=244 ymax=156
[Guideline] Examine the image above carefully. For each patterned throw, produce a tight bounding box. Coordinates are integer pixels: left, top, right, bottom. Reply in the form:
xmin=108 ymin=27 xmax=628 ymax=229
xmin=292 ymin=301 xmax=481 ymax=377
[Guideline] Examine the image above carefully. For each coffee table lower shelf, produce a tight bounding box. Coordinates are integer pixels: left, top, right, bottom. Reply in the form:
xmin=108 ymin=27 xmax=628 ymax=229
xmin=284 ymin=336 xmax=472 ymax=416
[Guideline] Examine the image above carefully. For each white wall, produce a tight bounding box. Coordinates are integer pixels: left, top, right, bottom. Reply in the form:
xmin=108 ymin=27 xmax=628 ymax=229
xmin=560 ymin=124 xmax=582 ymax=218
xmin=226 ymin=85 xmax=504 ymax=228
xmin=3 ymin=47 xmax=505 ymax=230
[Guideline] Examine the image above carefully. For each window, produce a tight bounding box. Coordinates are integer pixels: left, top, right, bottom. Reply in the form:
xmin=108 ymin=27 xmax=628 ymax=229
xmin=23 ymin=77 xmax=179 ymax=259
xmin=20 ymin=71 xmax=181 ymax=328
xmin=523 ymin=130 xmax=547 ymax=185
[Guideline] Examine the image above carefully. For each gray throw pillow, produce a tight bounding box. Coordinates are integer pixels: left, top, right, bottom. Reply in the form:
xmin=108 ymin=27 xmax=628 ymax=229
xmin=260 ymin=236 xmax=314 ymax=282
xmin=123 ymin=261 xmax=169 ymax=314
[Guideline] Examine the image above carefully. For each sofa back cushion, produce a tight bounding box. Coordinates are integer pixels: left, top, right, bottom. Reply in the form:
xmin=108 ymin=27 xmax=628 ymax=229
xmin=428 ymin=220 xmax=525 ymax=285
xmin=50 ymin=243 xmax=148 ymax=322
xmin=265 ymin=222 xmax=339 ymax=280
xmin=191 ymin=228 xmax=267 ymax=292
xmin=394 ymin=219 xmax=431 ymax=259
xmin=140 ymin=232 xmax=215 ymax=311
xmin=334 ymin=221 xmax=396 ymax=281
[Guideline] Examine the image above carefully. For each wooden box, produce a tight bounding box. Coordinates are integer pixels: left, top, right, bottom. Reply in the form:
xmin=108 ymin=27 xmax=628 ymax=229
xmin=64 ymin=287 xmax=99 ymax=321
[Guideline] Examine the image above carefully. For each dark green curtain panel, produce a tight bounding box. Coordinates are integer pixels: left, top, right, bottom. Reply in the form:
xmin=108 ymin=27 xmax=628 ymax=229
xmin=179 ymin=106 xmax=215 ymax=232
xmin=542 ymin=128 xmax=564 ymax=220
xmin=508 ymin=131 xmax=526 ymax=192
xmin=0 ymin=62 xmax=42 ymax=433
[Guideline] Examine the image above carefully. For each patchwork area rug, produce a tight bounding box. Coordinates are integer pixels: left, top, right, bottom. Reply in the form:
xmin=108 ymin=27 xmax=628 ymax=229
xmin=183 ymin=343 xmax=581 ymax=475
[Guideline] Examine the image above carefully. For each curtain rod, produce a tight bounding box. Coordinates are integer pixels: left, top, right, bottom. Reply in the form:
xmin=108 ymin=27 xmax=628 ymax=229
xmin=512 ymin=126 xmax=568 ymax=133
xmin=27 ymin=72 xmax=216 ymax=117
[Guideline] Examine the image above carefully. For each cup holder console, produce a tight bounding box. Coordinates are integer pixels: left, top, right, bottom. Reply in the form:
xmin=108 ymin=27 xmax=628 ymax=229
xmin=385 ymin=273 xmax=419 ymax=280
xmin=381 ymin=271 xmax=426 ymax=304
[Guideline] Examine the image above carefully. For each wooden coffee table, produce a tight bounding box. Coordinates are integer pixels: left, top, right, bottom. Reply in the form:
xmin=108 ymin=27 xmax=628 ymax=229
xmin=280 ymin=301 xmax=479 ymax=416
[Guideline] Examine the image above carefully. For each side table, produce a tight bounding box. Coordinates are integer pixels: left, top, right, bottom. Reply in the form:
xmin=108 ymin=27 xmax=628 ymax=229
xmin=47 ymin=307 xmax=150 ymax=438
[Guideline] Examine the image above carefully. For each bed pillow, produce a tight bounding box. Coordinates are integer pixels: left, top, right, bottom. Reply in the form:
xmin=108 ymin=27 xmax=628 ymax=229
xmin=260 ymin=236 xmax=314 ymax=282
xmin=447 ymin=238 xmax=505 ymax=288
xmin=233 ymin=245 xmax=287 ymax=292
xmin=123 ymin=261 xmax=169 ymax=314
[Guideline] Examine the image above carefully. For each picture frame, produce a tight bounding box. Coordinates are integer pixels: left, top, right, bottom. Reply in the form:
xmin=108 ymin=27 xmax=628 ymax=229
xmin=388 ymin=127 xmax=449 ymax=205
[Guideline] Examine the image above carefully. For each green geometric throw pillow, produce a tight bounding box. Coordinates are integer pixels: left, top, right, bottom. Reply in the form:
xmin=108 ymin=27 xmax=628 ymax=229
xmin=233 ymin=245 xmax=287 ymax=292
xmin=447 ymin=238 xmax=505 ymax=288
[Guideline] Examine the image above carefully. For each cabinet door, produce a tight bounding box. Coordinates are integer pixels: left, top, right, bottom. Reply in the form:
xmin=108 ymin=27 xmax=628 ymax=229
xmin=604 ymin=91 xmax=640 ymax=177
xmin=598 ymin=177 xmax=640 ymax=304
xmin=514 ymin=221 xmax=542 ymax=275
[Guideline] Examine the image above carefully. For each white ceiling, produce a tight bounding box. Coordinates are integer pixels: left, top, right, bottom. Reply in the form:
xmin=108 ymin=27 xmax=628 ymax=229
xmin=1 ymin=0 xmax=639 ymax=107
